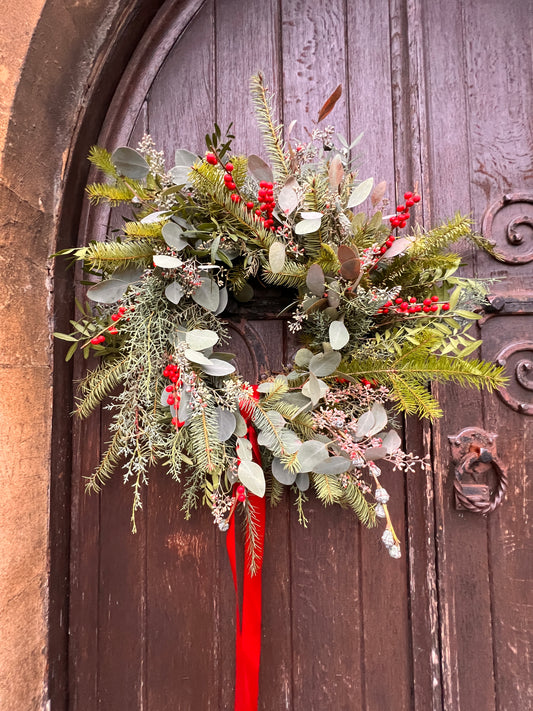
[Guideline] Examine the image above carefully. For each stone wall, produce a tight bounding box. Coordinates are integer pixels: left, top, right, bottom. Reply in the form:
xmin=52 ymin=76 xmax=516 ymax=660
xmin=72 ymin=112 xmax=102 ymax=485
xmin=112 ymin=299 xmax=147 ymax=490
xmin=0 ymin=2 xmax=166 ymax=707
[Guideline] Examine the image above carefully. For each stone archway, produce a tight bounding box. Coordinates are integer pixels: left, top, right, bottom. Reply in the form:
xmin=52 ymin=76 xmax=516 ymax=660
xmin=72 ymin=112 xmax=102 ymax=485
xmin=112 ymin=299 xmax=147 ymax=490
xmin=0 ymin=1 xmax=190 ymax=706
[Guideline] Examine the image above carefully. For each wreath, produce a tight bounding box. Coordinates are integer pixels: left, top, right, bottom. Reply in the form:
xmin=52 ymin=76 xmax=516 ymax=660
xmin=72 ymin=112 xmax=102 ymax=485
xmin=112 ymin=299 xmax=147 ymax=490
xmin=55 ymin=74 xmax=505 ymax=567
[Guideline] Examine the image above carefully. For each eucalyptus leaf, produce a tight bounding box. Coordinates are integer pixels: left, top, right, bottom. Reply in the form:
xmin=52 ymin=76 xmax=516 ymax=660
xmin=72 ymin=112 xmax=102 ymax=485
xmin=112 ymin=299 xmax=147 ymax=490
xmin=312 ymin=456 xmax=352 ymax=475
xmin=368 ymin=402 xmax=387 ymax=436
xmin=297 ymin=440 xmax=330 ymax=472
xmin=295 ymin=472 xmax=310 ymax=492
xmin=236 ymin=437 xmax=253 ymax=462
xmin=192 ymin=277 xmax=220 ymax=312
xmin=247 ymin=155 xmax=273 ymax=183
xmin=294 ymin=348 xmax=314 ymax=368
xmin=278 ymin=185 xmax=299 ymax=215
xmin=234 ymin=413 xmax=248 ymax=437
xmin=306 ymin=263 xmax=325 ymax=297
xmin=280 ymin=429 xmax=302 ymax=454
xmin=162 ymin=222 xmax=189 ymax=251
xmin=262 ymin=410 xmax=286 ymax=430
xmin=347 ymin=177 xmax=373 ymax=208
xmin=327 ymin=280 xmax=341 ymax=308
xmin=381 ymin=237 xmax=412 ymax=259
xmin=382 ymin=429 xmax=402 ymax=454
xmin=299 ymin=211 xmax=323 ymax=220
xmin=214 ymin=286 xmax=228 ymax=315
xmin=309 ymin=350 xmax=341 ymax=377
xmin=186 ymin=329 xmax=219 ymax=350
xmin=202 ymin=358 xmax=236 ymax=376
xmin=295 ymin=217 xmax=321 ymax=235
xmin=337 ymin=245 xmax=358 ymax=264
xmin=111 ymin=146 xmax=150 ymax=180
xmin=302 ymin=373 xmax=328 ymax=406
xmin=328 ymin=154 xmax=344 ymax=191
xmin=216 ymin=408 xmax=236 ymax=441
xmin=272 ymin=457 xmax=297 ymax=485
xmin=237 ymin=460 xmax=266 ymax=497
xmin=169 ymin=165 xmax=192 ymax=184
xmin=87 ymin=279 xmax=128 ymax=304
xmin=269 ymin=242 xmax=286 ymax=273
xmin=234 ymin=283 xmax=254 ymax=303
xmin=364 ymin=446 xmax=388 ymax=461
xmin=140 ymin=211 xmax=168 ymax=224
xmin=329 ymin=320 xmax=350 ymax=350
xmin=165 ymin=281 xmax=184 ymax=305
xmin=174 ymin=149 xmax=198 ymax=166
xmin=153 ymin=254 xmax=183 ymax=269
xmin=355 ymin=410 xmax=375 ymax=439
xmin=178 ymin=389 xmax=193 ymax=423
xmin=184 ymin=349 xmax=211 ymax=366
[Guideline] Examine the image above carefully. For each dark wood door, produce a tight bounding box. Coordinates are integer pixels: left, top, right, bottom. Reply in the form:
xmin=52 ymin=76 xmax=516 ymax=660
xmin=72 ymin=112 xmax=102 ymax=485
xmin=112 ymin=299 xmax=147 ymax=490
xmin=68 ymin=1 xmax=533 ymax=709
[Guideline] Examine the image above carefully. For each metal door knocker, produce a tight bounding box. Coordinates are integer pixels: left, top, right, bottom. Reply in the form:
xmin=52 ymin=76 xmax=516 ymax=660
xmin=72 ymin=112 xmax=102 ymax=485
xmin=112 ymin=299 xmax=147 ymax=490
xmin=448 ymin=427 xmax=508 ymax=513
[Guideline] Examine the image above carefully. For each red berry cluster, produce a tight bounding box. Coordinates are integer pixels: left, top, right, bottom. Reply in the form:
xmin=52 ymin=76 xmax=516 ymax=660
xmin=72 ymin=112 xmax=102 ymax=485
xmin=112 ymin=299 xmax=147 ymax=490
xmin=90 ymin=306 xmax=127 ymax=344
xmin=360 ymin=378 xmax=378 ymax=388
xmin=389 ymin=191 xmax=420 ymax=230
xmin=162 ymin=362 xmax=185 ymax=428
xmin=236 ymin=484 xmax=246 ymax=503
xmin=205 ymin=152 xmax=242 ymax=203
xmin=249 ymin=181 xmax=275 ymax=230
xmin=377 ymin=294 xmax=450 ymax=316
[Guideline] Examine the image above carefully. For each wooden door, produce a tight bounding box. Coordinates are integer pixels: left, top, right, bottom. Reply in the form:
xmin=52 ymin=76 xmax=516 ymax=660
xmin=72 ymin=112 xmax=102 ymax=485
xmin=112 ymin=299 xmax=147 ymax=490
xmin=67 ymin=1 xmax=533 ymax=709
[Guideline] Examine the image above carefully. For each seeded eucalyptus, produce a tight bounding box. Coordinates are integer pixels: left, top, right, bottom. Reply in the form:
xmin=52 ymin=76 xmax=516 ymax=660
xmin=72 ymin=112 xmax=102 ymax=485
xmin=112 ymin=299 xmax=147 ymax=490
xmin=55 ymin=74 xmax=505 ymax=561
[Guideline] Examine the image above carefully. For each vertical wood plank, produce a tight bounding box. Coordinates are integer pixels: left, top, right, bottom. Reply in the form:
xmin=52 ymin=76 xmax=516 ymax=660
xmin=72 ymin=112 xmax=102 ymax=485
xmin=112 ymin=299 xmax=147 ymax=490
xmin=214 ymin=4 xmax=289 ymax=706
xmin=458 ymin=3 xmax=533 ymax=707
xmin=145 ymin=4 xmax=219 ymax=709
xmin=148 ymin=0 xmax=215 ymax=157
xmin=95 ymin=109 xmax=148 ymax=711
xmin=279 ymin=4 xmax=368 ymax=710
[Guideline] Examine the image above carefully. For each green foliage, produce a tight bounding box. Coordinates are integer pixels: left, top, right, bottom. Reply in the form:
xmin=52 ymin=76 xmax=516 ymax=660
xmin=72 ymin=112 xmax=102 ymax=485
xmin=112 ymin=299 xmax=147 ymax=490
xmin=250 ymin=73 xmax=289 ymax=183
xmin=80 ymin=239 xmax=155 ymax=272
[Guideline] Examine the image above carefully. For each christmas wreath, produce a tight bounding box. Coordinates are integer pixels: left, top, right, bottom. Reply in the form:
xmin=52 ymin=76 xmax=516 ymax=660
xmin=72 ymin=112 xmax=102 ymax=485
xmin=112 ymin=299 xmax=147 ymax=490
xmin=56 ymin=74 xmax=505 ymax=566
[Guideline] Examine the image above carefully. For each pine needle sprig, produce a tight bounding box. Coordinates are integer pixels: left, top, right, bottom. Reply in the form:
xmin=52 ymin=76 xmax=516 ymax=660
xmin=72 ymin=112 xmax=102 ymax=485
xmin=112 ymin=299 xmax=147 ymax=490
xmin=80 ymin=239 xmax=155 ymax=272
xmin=75 ymin=357 xmax=129 ymax=418
xmin=249 ymin=73 xmax=290 ymax=183
xmin=88 ymin=146 xmax=119 ymax=178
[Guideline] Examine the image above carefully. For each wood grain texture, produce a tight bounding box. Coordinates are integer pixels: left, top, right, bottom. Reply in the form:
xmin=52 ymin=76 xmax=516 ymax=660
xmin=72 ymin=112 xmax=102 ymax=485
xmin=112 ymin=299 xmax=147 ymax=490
xmin=68 ymin=1 xmax=533 ymax=709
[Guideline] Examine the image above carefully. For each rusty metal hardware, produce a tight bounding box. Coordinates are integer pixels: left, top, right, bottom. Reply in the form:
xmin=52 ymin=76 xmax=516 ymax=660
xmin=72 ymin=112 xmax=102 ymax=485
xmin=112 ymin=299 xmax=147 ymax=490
xmin=448 ymin=428 xmax=508 ymax=513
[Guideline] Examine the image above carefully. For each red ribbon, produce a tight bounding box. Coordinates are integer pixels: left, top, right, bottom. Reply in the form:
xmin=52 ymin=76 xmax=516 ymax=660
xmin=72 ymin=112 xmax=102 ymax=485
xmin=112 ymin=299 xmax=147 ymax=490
xmin=226 ymin=392 xmax=265 ymax=711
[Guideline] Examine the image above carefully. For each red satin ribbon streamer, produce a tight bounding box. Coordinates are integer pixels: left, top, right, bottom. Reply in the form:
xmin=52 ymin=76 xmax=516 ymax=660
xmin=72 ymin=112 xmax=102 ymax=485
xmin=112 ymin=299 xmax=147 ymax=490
xmin=226 ymin=395 xmax=266 ymax=711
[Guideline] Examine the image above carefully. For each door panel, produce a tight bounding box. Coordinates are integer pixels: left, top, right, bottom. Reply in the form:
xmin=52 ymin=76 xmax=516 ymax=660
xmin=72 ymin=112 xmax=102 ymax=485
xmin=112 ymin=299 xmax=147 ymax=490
xmin=69 ymin=1 xmax=533 ymax=709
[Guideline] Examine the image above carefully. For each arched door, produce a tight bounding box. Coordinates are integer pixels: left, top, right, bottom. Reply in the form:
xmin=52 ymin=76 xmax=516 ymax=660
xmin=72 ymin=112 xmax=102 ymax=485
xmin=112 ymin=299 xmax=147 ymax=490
xmin=67 ymin=1 xmax=533 ymax=709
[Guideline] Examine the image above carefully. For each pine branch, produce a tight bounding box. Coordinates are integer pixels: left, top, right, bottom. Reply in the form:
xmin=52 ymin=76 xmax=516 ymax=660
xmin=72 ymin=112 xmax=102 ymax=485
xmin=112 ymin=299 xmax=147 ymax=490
xmin=340 ymin=482 xmax=376 ymax=527
xmin=76 ymin=357 xmax=129 ymax=418
xmin=250 ymin=73 xmax=289 ymax=183
xmin=86 ymin=182 xmax=135 ymax=205
xmin=81 ymin=239 xmax=155 ymax=272
xmin=85 ymin=429 xmax=122 ymax=493
xmin=261 ymin=259 xmax=307 ymax=288
xmin=123 ymin=221 xmax=164 ymax=239
xmin=88 ymin=146 xmax=118 ymax=179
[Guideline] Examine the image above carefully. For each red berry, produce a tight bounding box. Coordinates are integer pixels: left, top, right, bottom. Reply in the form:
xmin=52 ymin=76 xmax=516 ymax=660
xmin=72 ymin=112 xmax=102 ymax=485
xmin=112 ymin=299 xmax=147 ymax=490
xmin=167 ymin=395 xmax=175 ymax=405
xmin=237 ymin=493 xmax=246 ymax=502
xmin=413 ymin=194 xmax=421 ymax=203
xmin=165 ymin=385 xmax=173 ymax=392
xmin=98 ymin=335 xmax=106 ymax=343
xmin=226 ymin=181 xmax=236 ymax=190
xmin=108 ymin=326 xmax=118 ymax=335
xmin=408 ymin=306 xmax=416 ymax=313
xmin=386 ymin=238 xmax=394 ymax=247
xmin=237 ymin=485 xmax=245 ymax=494
xmin=423 ymin=298 xmax=432 ymax=306
xmin=118 ymin=306 xmax=126 ymax=315
xmin=401 ymin=302 xmax=409 ymax=309
xmin=441 ymin=303 xmax=450 ymax=311
xmin=395 ymin=297 xmax=403 ymax=304
xmin=255 ymin=209 xmax=262 ymax=216
xmin=384 ymin=300 xmax=393 ymax=307
xmin=423 ymin=305 xmax=431 ymax=313
xmin=409 ymin=297 xmax=417 ymax=303
xmin=230 ymin=194 xmax=241 ymax=202
xmin=403 ymin=212 xmax=410 ymax=221
xmin=206 ymin=152 xmax=217 ymax=165
xmin=246 ymin=201 xmax=254 ymax=210
xmin=259 ymin=181 xmax=268 ymax=188
xmin=431 ymin=295 xmax=439 ymax=302
xmin=430 ymin=304 xmax=438 ymax=312
xmin=399 ymin=220 xmax=407 ymax=228
xmin=404 ymin=191 xmax=413 ymax=200
xmin=405 ymin=198 xmax=414 ymax=207
xmin=225 ymin=162 xmax=234 ymax=172
xmin=415 ymin=305 xmax=422 ymax=312
xmin=170 ymin=375 xmax=179 ymax=383
xmin=90 ymin=337 xmax=100 ymax=345
xmin=397 ymin=204 xmax=405 ymax=212
xmin=380 ymin=245 xmax=387 ymax=254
